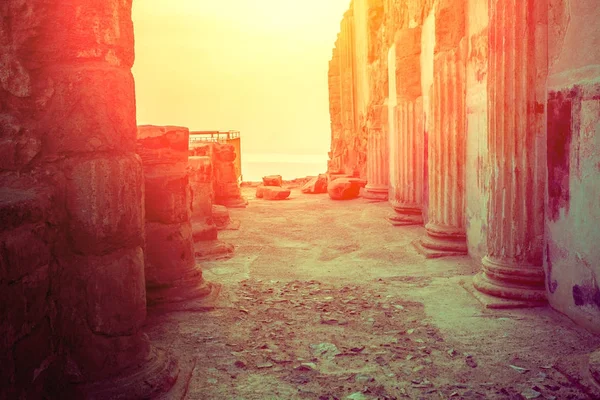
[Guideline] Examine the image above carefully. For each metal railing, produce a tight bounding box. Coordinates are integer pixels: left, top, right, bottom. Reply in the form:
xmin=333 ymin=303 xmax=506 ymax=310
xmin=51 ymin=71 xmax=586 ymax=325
xmin=189 ymin=130 xmax=240 ymax=145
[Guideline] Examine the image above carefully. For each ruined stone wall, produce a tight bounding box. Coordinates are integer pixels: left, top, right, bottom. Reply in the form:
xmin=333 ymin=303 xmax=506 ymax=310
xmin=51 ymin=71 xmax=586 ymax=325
xmin=545 ymin=0 xmax=600 ymax=334
xmin=329 ymin=0 xmax=600 ymax=331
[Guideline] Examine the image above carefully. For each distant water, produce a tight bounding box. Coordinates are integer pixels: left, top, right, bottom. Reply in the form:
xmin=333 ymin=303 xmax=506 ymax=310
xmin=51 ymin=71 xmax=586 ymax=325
xmin=241 ymin=153 xmax=328 ymax=182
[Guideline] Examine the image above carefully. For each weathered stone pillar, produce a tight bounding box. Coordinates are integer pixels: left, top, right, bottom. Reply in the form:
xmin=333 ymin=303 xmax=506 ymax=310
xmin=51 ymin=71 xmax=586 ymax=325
xmin=328 ymin=45 xmax=344 ymax=174
xmin=212 ymin=142 xmax=247 ymax=208
xmin=415 ymin=2 xmax=468 ymax=258
xmin=417 ymin=49 xmax=468 ymax=256
xmin=388 ymin=27 xmax=425 ymax=225
xmin=364 ymin=104 xmax=389 ymax=199
xmin=473 ymin=0 xmax=548 ymax=304
xmin=137 ymin=126 xmax=216 ymax=306
xmin=189 ymin=155 xmax=218 ymax=241
xmin=0 ymin=1 xmax=177 ymax=397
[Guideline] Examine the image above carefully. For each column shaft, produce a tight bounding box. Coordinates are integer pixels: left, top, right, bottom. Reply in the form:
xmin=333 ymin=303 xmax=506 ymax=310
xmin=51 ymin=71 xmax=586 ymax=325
xmin=473 ymin=0 xmax=547 ymax=303
xmin=364 ymin=105 xmax=389 ymax=199
xmin=389 ymin=99 xmax=425 ymax=224
xmin=416 ymin=43 xmax=468 ymax=257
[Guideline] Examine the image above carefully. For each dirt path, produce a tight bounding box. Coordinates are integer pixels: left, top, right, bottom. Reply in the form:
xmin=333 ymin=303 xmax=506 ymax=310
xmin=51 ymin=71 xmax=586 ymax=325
xmin=146 ymin=187 xmax=600 ymax=400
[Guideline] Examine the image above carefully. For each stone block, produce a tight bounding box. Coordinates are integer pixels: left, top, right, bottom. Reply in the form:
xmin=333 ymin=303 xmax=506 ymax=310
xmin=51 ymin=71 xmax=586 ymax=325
xmin=0 ymin=265 xmax=49 ymax=352
xmin=0 ymin=137 xmax=42 ymax=171
xmin=327 ymin=178 xmax=361 ymax=200
xmin=0 ymin=223 xmax=52 ymax=283
xmin=13 ymin=0 xmax=135 ymax=68
xmin=435 ymin=1 xmax=466 ymax=53
xmin=137 ymin=126 xmax=189 ymax=165
xmin=65 ymin=154 xmax=144 ymax=255
xmin=215 ymin=182 xmax=241 ymax=199
xmin=145 ymin=222 xmax=195 ymax=288
xmin=301 ymin=174 xmax=328 ymax=194
xmin=192 ymin=222 xmax=218 ymax=242
xmin=213 ymin=143 xmax=236 ymax=162
xmin=14 ymin=318 xmax=53 ymax=388
xmin=263 ymin=175 xmax=283 ymax=187
xmin=190 ymin=143 xmax=211 ymax=157
xmin=82 ymin=247 xmax=147 ymax=336
xmin=0 ymin=185 xmax=56 ymax=231
xmin=214 ymin=164 xmax=237 ymax=182
xmin=190 ymin=182 xmax=213 ymax=218
xmin=188 ymin=156 xmax=213 ymax=183
xmin=263 ymin=187 xmax=291 ymax=200
xmin=144 ymin=169 xmax=191 ymax=224
xmin=212 ymin=205 xmax=231 ymax=228
xmin=256 ymin=185 xmax=267 ymax=198
xmin=42 ymin=67 xmax=137 ymax=154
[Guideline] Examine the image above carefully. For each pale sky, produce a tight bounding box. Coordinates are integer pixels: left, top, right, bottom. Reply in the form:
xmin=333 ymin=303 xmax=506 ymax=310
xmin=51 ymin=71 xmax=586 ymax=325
xmin=132 ymin=0 xmax=350 ymax=155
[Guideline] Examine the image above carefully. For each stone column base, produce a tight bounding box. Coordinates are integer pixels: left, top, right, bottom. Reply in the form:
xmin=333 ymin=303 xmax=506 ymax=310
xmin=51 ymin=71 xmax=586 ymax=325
xmin=216 ymin=197 xmax=248 ymax=208
xmin=74 ymin=346 xmax=179 ymax=399
xmin=362 ymin=185 xmax=389 ymax=200
xmin=387 ymin=205 xmax=423 ymax=226
xmin=148 ymin=278 xmax=222 ymax=313
xmin=414 ymin=223 xmax=467 ymax=258
xmin=472 ymin=256 xmax=547 ymax=304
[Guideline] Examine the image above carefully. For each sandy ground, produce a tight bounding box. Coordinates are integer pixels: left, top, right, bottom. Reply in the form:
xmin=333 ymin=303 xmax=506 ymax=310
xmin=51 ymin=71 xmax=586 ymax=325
xmin=146 ymin=187 xmax=600 ymax=400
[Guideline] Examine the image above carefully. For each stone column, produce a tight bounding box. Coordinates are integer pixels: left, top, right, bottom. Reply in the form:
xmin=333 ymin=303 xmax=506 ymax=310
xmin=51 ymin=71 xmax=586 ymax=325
xmin=416 ymin=40 xmax=468 ymax=257
xmin=340 ymin=10 xmax=356 ymax=175
xmin=0 ymin=1 xmax=177 ymax=397
xmin=212 ymin=142 xmax=247 ymax=208
xmin=388 ymin=27 xmax=425 ymax=225
xmin=473 ymin=0 xmax=548 ymax=304
xmin=328 ymin=45 xmax=344 ymax=174
xmin=364 ymin=104 xmax=390 ymax=199
xmin=137 ymin=126 xmax=217 ymax=307
xmin=189 ymin=155 xmax=218 ymax=241
xmin=416 ymin=0 xmax=469 ymax=256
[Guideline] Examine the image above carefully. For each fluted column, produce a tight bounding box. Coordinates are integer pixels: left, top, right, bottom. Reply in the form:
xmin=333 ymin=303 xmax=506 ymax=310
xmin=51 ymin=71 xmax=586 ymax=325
xmin=388 ymin=27 xmax=425 ymax=225
xmin=364 ymin=103 xmax=389 ymax=199
xmin=416 ymin=42 xmax=468 ymax=257
xmin=473 ymin=0 xmax=547 ymax=304
xmin=389 ymin=99 xmax=425 ymax=224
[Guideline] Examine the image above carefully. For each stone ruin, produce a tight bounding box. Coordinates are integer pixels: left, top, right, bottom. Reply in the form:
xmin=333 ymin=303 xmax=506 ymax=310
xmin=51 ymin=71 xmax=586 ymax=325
xmin=255 ymin=175 xmax=292 ymax=200
xmin=327 ymin=0 xmax=600 ymax=337
xmin=2 ymin=0 xmax=600 ymax=397
xmin=136 ymin=125 xmax=218 ymax=308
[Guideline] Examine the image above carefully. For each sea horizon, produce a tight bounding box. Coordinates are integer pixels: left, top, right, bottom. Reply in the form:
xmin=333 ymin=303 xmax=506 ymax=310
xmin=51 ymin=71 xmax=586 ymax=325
xmin=241 ymin=152 xmax=328 ymax=182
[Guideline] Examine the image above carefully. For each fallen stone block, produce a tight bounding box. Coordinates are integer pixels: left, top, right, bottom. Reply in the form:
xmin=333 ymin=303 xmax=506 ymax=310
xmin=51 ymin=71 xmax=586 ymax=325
xmin=301 ymin=174 xmax=328 ymax=194
xmin=262 ymin=175 xmax=282 ymax=187
xmin=256 ymin=185 xmax=267 ymax=198
xmin=263 ymin=187 xmax=291 ymax=200
xmin=327 ymin=178 xmax=361 ymax=200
